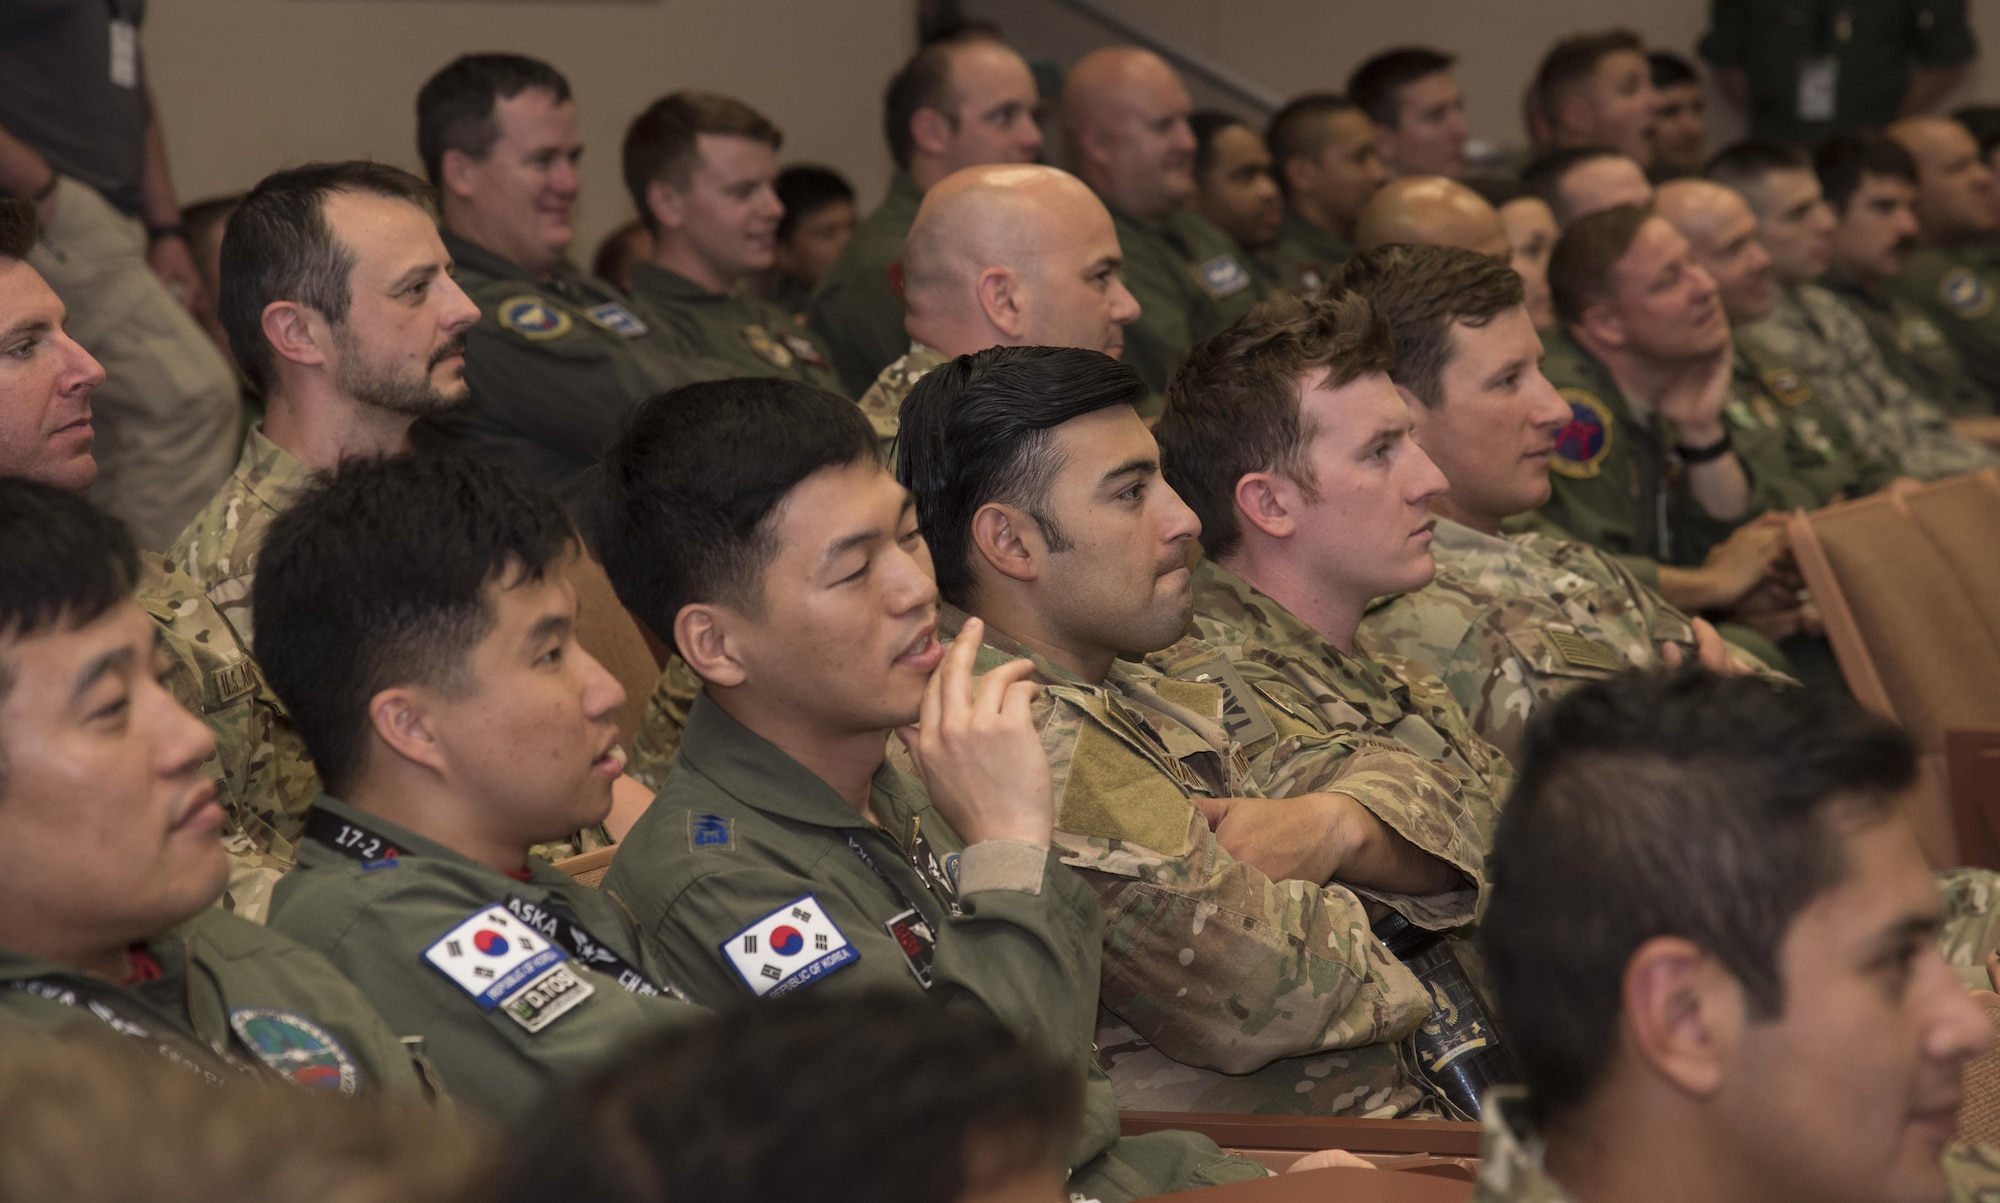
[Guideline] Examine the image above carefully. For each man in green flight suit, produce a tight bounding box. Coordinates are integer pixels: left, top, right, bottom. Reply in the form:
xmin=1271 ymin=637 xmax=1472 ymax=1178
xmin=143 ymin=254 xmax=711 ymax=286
xmin=899 ymin=347 xmax=1492 ymax=1118
xmin=809 ymin=32 xmax=1045 ymax=397
xmin=0 ymin=480 xmax=426 ymax=1099
xmin=588 ymin=377 xmax=1282 ymax=1201
xmin=621 ymin=91 xmax=841 ymax=394
xmin=408 ymin=54 xmax=724 ymax=505
xmin=1063 ymin=46 xmax=1261 ymax=402
xmin=258 ymin=456 xmax=702 ymax=1124
xmin=1472 ymin=670 xmax=1995 ymax=1203
xmin=1264 ymin=94 xmax=1389 ymax=296
xmin=1890 ymin=115 xmax=2000 ymax=406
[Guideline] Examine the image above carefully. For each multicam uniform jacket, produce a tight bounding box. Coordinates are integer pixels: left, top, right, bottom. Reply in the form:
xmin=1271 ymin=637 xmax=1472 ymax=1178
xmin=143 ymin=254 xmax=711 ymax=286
xmin=166 ymin=425 xmax=313 ymax=656
xmin=854 ymin=341 xmax=949 ymax=448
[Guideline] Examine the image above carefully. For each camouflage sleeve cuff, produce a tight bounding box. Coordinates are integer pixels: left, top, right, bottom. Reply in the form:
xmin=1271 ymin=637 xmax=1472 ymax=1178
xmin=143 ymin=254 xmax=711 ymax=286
xmin=958 ymin=839 xmax=1050 ymax=896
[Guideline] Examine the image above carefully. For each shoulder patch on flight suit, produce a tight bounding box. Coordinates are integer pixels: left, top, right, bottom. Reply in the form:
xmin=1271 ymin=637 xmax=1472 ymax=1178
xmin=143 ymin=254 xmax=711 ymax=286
xmin=1197 ymin=254 xmax=1252 ymax=298
xmin=1941 ymin=268 xmax=1994 ymax=319
xmin=721 ymin=894 xmax=857 ymax=998
xmin=780 ymin=331 xmax=827 ymax=367
xmin=228 ymin=1008 xmax=358 ymax=1094
xmin=1761 ymin=367 xmax=1812 ymax=407
xmin=1550 ymin=389 xmax=1613 ymax=479
xmin=688 ymin=812 xmax=734 ymax=851
xmin=742 ymin=325 xmax=795 ymax=368
xmin=423 ymin=906 xmax=594 ymax=1033
xmin=583 ymin=302 xmax=648 ymax=337
xmin=498 ymin=296 xmax=573 ymax=341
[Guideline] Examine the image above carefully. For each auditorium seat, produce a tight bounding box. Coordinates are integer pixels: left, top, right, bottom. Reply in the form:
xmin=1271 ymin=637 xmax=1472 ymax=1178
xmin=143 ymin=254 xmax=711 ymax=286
xmin=1134 ymin=1163 xmax=1474 ymax=1202
xmin=553 ymin=845 xmax=617 ymax=889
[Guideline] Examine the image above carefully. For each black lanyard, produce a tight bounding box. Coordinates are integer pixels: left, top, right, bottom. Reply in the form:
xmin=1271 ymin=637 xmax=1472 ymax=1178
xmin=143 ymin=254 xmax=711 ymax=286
xmin=10 ymin=975 xmax=238 ymax=1085
xmin=845 ymin=813 xmax=961 ymax=919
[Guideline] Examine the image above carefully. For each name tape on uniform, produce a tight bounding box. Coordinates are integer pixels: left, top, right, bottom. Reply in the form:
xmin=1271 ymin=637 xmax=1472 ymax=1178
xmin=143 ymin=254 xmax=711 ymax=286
xmin=721 ymin=893 xmax=857 ymax=998
xmin=424 ymin=905 xmax=594 ymax=1033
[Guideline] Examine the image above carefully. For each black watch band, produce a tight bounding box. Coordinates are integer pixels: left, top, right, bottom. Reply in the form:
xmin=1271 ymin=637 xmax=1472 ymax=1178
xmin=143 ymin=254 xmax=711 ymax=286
xmin=1675 ymin=433 xmax=1731 ymax=464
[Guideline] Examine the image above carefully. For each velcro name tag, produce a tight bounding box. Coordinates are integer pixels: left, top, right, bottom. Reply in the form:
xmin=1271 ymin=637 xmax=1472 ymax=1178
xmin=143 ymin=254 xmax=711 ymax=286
xmin=585 ymin=302 xmax=648 ymax=337
xmin=424 ymin=906 xmax=580 ymax=1022
xmin=721 ymin=893 xmax=858 ymax=998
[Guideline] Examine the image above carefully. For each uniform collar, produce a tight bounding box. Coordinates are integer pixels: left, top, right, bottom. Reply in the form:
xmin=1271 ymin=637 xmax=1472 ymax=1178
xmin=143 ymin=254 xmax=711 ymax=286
xmin=884 ymin=171 xmax=925 ymax=211
xmin=1280 ymin=207 xmax=1351 ymax=261
xmin=235 ymin=424 xmax=314 ymax=518
xmin=300 ymin=794 xmax=573 ymax=887
xmin=675 ymin=692 xmax=910 ymax=831
xmin=630 ymin=261 xmax=726 ymax=303
xmin=439 ymin=228 xmax=545 ymax=284
xmin=1473 ymin=1089 xmax=1574 ymax=1203
xmin=937 ymin=603 xmax=1098 ymax=690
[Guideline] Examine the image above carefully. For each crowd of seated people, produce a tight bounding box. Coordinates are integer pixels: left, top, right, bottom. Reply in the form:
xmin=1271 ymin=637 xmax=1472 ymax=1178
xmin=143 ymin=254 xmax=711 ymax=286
xmin=7 ymin=7 xmax=2000 ymax=1202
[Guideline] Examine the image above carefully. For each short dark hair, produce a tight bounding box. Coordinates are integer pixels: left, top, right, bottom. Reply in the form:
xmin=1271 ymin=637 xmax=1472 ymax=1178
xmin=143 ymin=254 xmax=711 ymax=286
xmin=253 ymin=456 xmax=578 ymax=795
xmin=1334 ymin=244 xmax=1525 ymax=409
xmin=1648 ymin=49 xmax=1698 ymax=90
xmin=1155 ymin=294 xmax=1394 ymax=561
xmin=1705 ymin=139 xmax=1811 ymax=195
xmin=1190 ymin=110 xmax=1254 ymax=184
xmin=775 ymin=165 xmax=856 ymax=243
xmin=882 ymin=31 xmax=1004 ymax=173
xmin=1548 ymin=202 xmax=1651 ymax=326
xmin=416 ymin=54 xmax=572 ymax=188
xmin=493 ymin=989 xmax=1079 ymax=1203
xmin=623 ymin=92 xmax=782 ymax=233
xmin=1531 ymin=29 xmax=1646 ymax=141
xmin=1465 ymin=175 xmax=1531 ymax=209
xmin=181 ymin=193 xmax=242 ymax=266
xmin=896 ymin=346 xmax=1145 ymax=607
xmin=0 ymin=197 xmax=37 ymax=261
xmin=1347 ymin=48 xmax=1456 ymax=129
xmin=587 ymin=378 xmax=879 ymax=650
xmin=1817 ymin=134 xmax=1919 ymax=215
xmin=0 ymin=478 xmax=136 ymax=675
xmin=219 ymin=161 xmax=437 ymax=397
xmin=1521 ymin=145 xmax=1625 ymax=224
xmin=1481 ymin=670 xmax=1916 ymax=1126
xmin=1266 ymin=93 xmax=1360 ymax=200
xmin=1954 ymin=104 xmax=2000 ymax=158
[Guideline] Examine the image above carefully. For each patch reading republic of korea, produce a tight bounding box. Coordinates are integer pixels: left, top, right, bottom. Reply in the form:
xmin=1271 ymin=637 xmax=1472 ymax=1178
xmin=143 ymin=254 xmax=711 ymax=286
xmin=584 ymin=302 xmax=648 ymax=337
xmin=498 ymin=296 xmax=573 ymax=340
xmin=423 ymin=905 xmax=593 ymax=1032
xmin=721 ymin=893 xmax=857 ymax=998
xmin=1197 ymin=254 xmax=1251 ymax=298
xmin=1941 ymin=268 xmax=1994 ymax=319
xmin=1550 ymin=389 xmax=1613 ymax=479
xmin=228 ymin=1008 xmax=359 ymax=1094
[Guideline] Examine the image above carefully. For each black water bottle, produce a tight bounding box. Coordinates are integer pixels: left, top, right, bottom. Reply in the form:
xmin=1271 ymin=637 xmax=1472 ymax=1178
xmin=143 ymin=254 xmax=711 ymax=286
xmin=1372 ymin=911 xmax=1519 ymax=1119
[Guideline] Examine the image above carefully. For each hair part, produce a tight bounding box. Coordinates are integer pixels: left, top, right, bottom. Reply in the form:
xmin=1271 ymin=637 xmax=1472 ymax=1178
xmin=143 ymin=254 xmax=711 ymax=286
xmin=253 ymin=455 xmax=578 ymax=795
xmin=1548 ymin=202 xmax=1651 ymax=327
xmin=1481 ymin=670 xmax=1916 ymax=1127
xmin=218 ymin=160 xmax=437 ymax=397
xmin=1155 ymin=293 xmax=1394 ymax=561
xmin=896 ymin=346 xmax=1146 ymax=608
xmin=1347 ymin=47 xmax=1457 ymax=129
xmin=1334 ymin=243 xmax=1525 ymax=409
xmin=416 ymin=53 xmax=573 ymax=188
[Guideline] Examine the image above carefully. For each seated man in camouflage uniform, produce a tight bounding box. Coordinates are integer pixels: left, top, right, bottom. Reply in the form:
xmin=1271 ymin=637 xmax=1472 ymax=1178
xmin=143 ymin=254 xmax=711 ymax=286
xmin=260 ymin=456 xmax=703 ymax=1124
xmin=1160 ymin=271 xmax=1720 ymax=766
xmin=1474 ymin=670 xmax=1996 ymax=1203
xmin=586 ymin=377 xmax=1276 ymax=1200
xmin=899 ymin=346 xmax=1489 ymax=1118
xmin=0 ymin=196 xmax=307 ymax=921
xmin=620 ymin=92 xmax=841 ymax=394
xmin=0 ymin=480 xmax=426 ymax=1098
xmin=1712 ymin=141 xmax=1997 ymax=481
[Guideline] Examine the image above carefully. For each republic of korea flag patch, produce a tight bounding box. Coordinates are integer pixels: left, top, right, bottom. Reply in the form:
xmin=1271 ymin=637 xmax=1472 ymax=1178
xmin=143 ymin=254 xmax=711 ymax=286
xmin=721 ymin=893 xmax=858 ymax=998
xmin=424 ymin=905 xmax=594 ymax=1033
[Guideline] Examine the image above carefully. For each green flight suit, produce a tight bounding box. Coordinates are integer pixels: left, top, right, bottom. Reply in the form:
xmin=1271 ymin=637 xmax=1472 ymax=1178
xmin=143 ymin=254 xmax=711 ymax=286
xmin=1895 ymin=244 xmax=2000 ymax=404
xmin=416 ymin=231 xmax=728 ymax=505
xmin=628 ymin=263 xmax=844 ymax=394
xmin=1105 ymin=201 xmax=1262 ymax=404
xmin=809 ymin=172 xmax=924 ymax=397
xmin=0 ymin=908 xmax=427 ymax=1097
xmin=604 ymin=695 xmax=1265 ymax=1202
xmin=1729 ymin=337 xmax=1896 ymax=506
xmin=1264 ymin=207 xmax=1351 ymax=297
xmin=1822 ymin=271 xmax=1999 ymax=418
xmin=267 ymin=797 xmax=703 ymax=1124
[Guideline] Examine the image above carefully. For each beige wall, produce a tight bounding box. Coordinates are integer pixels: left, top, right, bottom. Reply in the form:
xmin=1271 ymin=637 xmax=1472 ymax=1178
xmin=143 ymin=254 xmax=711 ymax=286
xmin=145 ymin=0 xmax=912 ymax=262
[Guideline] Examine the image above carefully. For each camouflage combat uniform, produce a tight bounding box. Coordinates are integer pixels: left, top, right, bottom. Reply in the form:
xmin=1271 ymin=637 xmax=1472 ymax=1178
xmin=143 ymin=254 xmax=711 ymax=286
xmin=854 ymin=341 xmax=948 ymax=447
xmin=1741 ymin=283 xmax=1996 ymax=480
xmin=955 ymin=609 xmax=1486 ymax=1118
xmin=1823 ymin=271 xmax=1999 ymax=418
xmin=1939 ymin=866 xmax=2000 ymax=993
xmin=1954 ymin=1143 xmax=2000 ymax=1202
xmin=626 ymin=656 xmax=704 ymax=792
xmin=139 ymin=552 xmax=317 ymax=923
xmin=166 ymin=425 xmax=313 ymax=655
xmin=1358 ymin=519 xmax=1698 ymax=763
xmin=1729 ymin=337 xmax=1896 ymax=506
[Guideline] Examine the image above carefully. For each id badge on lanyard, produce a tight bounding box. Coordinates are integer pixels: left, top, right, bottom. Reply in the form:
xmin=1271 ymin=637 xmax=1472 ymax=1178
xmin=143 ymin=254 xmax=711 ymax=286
xmin=108 ymin=1 xmax=140 ymax=91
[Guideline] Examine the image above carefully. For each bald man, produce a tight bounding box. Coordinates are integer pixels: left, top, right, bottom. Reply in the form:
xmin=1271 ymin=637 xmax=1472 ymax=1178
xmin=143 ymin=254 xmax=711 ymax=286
xmin=1655 ymin=178 xmax=1894 ymax=511
xmin=809 ymin=34 xmax=1045 ymax=396
xmin=853 ymin=164 xmax=1140 ymax=442
xmin=1889 ymin=116 xmax=2000 ymax=399
xmin=1063 ymin=46 xmax=1260 ymax=404
xmin=1353 ymin=176 xmax=1510 ymax=258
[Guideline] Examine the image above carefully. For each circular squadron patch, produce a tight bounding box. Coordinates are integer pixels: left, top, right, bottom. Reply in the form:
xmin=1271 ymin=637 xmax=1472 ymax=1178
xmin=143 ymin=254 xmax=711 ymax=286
xmin=498 ymin=296 xmax=573 ymax=341
xmin=1940 ymin=269 xmax=1994 ymax=320
xmin=228 ymin=1008 xmax=359 ymax=1094
xmin=1550 ymin=389 xmax=1613 ymax=479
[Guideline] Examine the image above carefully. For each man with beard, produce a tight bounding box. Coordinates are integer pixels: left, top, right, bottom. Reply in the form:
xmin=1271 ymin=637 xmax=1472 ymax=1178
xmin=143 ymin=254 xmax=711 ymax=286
xmin=166 ymin=162 xmax=478 ymax=655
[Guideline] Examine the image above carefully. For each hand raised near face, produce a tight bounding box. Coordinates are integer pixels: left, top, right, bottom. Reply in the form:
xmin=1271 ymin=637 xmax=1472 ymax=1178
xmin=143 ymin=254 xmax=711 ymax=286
xmin=895 ymin=617 xmax=1053 ymax=848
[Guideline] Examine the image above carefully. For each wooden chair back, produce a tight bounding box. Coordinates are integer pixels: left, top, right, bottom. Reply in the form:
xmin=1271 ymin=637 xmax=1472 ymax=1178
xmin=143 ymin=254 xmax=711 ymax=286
xmin=552 ymin=845 xmax=616 ymax=889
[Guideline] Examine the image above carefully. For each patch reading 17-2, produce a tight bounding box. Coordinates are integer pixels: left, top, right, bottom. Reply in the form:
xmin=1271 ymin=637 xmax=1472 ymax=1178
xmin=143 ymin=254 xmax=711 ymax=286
xmin=228 ymin=1008 xmax=358 ymax=1094
xmin=721 ymin=893 xmax=857 ymax=998
xmin=1550 ymin=389 xmax=1613 ymax=479
xmin=424 ymin=905 xmax=594 ymax=1033
xmin=498 ymin=296 xmax=574 ymax=341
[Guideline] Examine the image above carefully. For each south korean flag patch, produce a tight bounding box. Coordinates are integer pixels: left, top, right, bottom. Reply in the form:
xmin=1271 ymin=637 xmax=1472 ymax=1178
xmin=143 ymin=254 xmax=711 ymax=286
xmin=721 ymin=893 xmax=858 ymax=998
xmin=424 ymin=906 xmax=594 ymax=1033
